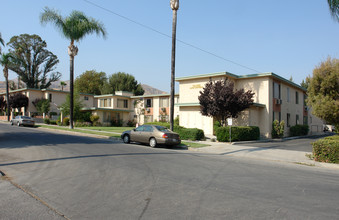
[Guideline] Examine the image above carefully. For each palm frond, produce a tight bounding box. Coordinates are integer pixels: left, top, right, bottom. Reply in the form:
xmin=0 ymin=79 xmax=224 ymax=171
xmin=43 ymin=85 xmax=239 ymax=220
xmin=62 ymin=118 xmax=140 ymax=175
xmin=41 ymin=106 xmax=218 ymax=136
xmin=40 ymin=7 xmax=66 ymax=37
xmin=328 ymin=0 xmax=339 ymax=22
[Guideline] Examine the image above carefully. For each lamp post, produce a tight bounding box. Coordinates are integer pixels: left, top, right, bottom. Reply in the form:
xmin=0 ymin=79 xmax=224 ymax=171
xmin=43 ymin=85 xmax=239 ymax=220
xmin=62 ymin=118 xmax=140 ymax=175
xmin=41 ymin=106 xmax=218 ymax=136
xmin=170 ymin=0 xmax=179 ymax=131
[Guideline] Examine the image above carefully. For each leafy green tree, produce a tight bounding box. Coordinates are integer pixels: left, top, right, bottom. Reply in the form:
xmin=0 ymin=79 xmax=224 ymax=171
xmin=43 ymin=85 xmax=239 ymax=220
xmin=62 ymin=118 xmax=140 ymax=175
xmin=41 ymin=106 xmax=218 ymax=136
xmin=300 ymin=76 xmax=310 ymax=90
xmin=60 ymin=91 xmax=84 ymax=121
xmin=307 ymin=57 xmax=339 ymax=128
xmin=75 ymin=70 xmax=107 ymax=95
xmin=198 ymin=79 xmax=254 ymax=126
xmin=102 ymin=72 xmax=144 ymax=95
xmin=32 ymin=98 xmax=50 ymax=116
xmin=60 ymin=81 xmax=67 ymax=91
xmin=40 ymin=7 xmax=106 ymax=129
xmin=6 ymin=34 xmax=61 ymax=89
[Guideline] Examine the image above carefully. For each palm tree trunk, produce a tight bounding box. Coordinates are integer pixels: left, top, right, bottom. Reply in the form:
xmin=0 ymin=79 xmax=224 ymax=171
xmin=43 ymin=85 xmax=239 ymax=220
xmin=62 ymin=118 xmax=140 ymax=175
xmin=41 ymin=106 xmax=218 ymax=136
xmin=4 ymin=68 xmax=10 ymax=121
xmin=170 ymin=9 xmax=178 ymax=131
xmin=69 ymin=55 xmax=74 ymax=129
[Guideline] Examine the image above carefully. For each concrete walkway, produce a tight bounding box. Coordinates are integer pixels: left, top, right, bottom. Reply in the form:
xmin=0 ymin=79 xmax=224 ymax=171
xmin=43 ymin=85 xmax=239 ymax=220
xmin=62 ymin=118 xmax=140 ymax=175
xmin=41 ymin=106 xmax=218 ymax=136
xmin=186 ymin=139 xmax=339 ymax=170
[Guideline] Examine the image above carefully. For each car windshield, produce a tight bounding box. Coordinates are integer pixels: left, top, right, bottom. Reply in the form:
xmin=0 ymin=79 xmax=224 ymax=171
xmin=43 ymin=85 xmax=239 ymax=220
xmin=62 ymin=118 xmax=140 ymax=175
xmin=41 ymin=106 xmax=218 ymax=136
xmin=155 ymin=126 xmax=170 ymax=132
xmin=22 ymin=116 xmax=31 ymax=119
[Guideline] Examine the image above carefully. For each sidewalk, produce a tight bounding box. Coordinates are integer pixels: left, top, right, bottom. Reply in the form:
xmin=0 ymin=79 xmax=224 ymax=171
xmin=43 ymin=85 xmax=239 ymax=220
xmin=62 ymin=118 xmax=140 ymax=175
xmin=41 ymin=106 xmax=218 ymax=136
xmin=186 ymin=139 xmax=339 ymax=170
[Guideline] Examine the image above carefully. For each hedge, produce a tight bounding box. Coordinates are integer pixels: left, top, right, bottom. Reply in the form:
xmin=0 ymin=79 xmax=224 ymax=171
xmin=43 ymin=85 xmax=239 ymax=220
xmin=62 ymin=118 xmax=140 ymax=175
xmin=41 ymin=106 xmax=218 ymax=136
xmin=145 ymin=122 xmax=205 ymax=141
xmin=312 ymin=136 xmax=339 ymax=164
xmin=216 ymin=126 xmax=260 ymax=142
xmin=289 ymin=124 xmax=309 ymax=137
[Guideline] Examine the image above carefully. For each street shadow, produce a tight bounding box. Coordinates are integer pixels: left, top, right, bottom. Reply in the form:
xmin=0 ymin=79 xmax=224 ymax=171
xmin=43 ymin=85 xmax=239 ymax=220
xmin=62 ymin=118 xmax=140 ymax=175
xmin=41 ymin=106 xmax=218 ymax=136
xmin=220 ymin=145 xmax=280 ymax=156
xmin=0 ymin=151 xmax=181 ymax=167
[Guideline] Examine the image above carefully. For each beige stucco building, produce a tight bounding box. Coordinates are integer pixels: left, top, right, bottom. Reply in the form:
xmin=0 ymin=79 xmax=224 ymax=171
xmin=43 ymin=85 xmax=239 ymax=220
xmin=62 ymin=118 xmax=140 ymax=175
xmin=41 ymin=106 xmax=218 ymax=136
xmin=176 ymin=71 xmax=323 ymax=138
xmin=0 ymin=71 xmax=324 ymax=138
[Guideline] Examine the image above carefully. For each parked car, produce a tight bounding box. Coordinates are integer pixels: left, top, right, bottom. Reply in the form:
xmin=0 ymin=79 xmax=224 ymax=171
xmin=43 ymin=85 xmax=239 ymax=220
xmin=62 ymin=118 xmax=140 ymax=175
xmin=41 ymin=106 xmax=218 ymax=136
xmin=10 ymin=116 xmax=35 ymax=127
xmin=121 ymin=125 xmax=181 ymax=147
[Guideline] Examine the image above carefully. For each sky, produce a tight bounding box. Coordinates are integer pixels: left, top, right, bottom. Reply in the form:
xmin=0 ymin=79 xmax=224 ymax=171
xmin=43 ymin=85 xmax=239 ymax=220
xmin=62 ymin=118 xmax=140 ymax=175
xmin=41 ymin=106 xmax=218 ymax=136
xmin=1 ymin=0 xmax=339 ymax=93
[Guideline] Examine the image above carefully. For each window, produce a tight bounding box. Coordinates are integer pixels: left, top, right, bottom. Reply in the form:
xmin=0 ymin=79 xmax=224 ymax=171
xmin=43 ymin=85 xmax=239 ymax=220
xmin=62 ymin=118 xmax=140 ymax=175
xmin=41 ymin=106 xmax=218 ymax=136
xmin=160 ymin=98 xmax=169 ymax=107
xmin=296 ymin=91 xmax=299 ymax=104
xmin=273 ymin=111 xmax=281 ymax=122
xmin=296 ymin=114 xmax=300 ymax=125
xmin=48 ymin=94 xmax=52 ymax=102
xmin=146 ymin=98 xmax=152 ymax=108
xmin=100 ymin=98 xmax=111 ymax=107
xmin=117 ymin=99 xmax=128 ymax=108
xmin=84 ymin=96 xmax=89 ymax=101
xmin=287 ymin=113 xmax=290 ymax=127
xmin=273 ymin=82 xmax=280 ymax=99
xmin=286 ymin=88 xmax=290 ymax=102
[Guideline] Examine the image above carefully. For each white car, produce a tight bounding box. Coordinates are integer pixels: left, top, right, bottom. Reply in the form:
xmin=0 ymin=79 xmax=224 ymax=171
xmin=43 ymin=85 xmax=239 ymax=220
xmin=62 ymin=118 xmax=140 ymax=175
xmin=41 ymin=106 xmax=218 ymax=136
xmin=10 ymin=116 xmax=35 ymax=127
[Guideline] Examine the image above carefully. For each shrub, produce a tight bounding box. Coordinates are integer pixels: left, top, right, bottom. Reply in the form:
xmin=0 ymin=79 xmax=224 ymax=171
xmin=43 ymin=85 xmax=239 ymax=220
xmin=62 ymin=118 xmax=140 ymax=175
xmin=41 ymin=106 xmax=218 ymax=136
xmin=74 ymin=121 xmax=91 ymax=127
xmin=49 ymin=120 xmax=57 ymax=125
xmin=145 ymin=122 xmax=170 ymax=128
xmin=272 ymin=120 xmax=285 ymax=138
xmin=175 ymin=127 xmax=205 ymax=141
xmin=174 ymin=116 xmax=179 ymax=126
xmin=312 ymin=136 xmax=339 ymax=163
xmin=63 ymin=117 xmax=70 ymax=126
xmin=111 ymin=119 xmax=123 ymax=127
xmin=127 ymin=120 xmax=136 ymax=127
xmin=213 ymin=120 xmax=221 ymax=135
xmin=289 ymin=124 xmax=309 ymax=136
xmin=44 ymin=118 xmax=50 ymax=124
xmin=90 ymin=115 xmax=100 ymax=126
xmin=216 ymin=126 xmax=260 ymax=142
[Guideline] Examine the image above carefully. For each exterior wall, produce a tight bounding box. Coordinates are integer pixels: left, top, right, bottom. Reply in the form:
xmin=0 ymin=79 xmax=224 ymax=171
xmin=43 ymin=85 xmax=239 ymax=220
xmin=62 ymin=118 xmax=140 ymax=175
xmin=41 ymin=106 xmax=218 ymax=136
xmin=179 ymin=106 xmax=214 ymax=135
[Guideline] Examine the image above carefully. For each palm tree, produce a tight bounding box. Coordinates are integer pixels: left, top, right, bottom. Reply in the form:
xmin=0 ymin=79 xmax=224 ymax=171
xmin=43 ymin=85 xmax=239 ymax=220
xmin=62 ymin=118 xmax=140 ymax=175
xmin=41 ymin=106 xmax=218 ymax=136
xmin=0 ymin=33 xmax=4 ymax=54
xmin=40 ymin=7 xmax=106 ymax=128
xmin=328 ymin=0 xmax=339 ymax=22
xmin=170 ymin=0 xmax=179 ymax=131
xmin=0 ymin=53 xmax=12 ymax=121
xmin=60 ymin=81 xmax=67 ymax=91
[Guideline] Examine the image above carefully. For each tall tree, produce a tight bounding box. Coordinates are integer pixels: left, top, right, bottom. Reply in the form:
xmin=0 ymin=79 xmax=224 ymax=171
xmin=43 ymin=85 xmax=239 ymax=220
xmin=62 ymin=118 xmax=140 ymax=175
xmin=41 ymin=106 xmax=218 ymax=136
xmin=60 ymin=91 xmax=84 ymax=122
xmin=75 ymin=70 xmax=107 ymax=95
xmin=0 ymin=96 xmax=6 ymax=112
xmin=102 ymin=72 xmax=144 ymax=95
xmin=40 ymin=7 xmax=106 ymax=129
xmin=6 ymin=34 xmax=61 ymax=89
xmin=0 ymin=32 xmax=4 ymax=54
xmin=307 ymin=57 xmax=339 ymax=128
xmin=300 ymin=76 xmax=311 ymax=90
xmin=32 ymin=98 xmax=50 ymax=117
xmin=198 ymin=79 xmax=254 ymax=126
xmin=0 ymin=53 xmax=11 ymax=121
xmin=328 ymin=0 xmax=339 ymax=22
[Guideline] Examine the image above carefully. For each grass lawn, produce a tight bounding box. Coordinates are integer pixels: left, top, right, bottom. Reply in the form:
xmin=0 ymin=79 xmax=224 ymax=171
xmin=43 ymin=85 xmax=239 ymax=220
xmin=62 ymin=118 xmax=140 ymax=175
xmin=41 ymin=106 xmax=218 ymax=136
xmin=181 ymin=141 xmax=210 ymax=148
xmin=37 ymin=125 xmax=121 ymax=138
xmin=79 ymin=126 xmax=134 ymax=133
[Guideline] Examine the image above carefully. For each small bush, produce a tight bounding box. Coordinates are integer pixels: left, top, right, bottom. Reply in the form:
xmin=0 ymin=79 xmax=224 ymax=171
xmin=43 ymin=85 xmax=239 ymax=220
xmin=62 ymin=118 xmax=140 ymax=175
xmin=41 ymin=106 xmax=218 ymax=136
xmin=74 ymin=121 xmax=91 ymax=127
xmin=90 ymin=115 xmax=100 ymax=126
xmin=213 ymin=121 xmax=221 ymax=135
xmin=111 ymin=119 xmax=123 ymax=127
xmin=312 ymin=136 xmax=339 ymax=163
xmin=145 ymin=122 xmax=170 ymax=128
xmin=127 ymin=120 xmax=136 ymax=127
xmin=175 ymin=127 xmax=205 ymax=141
xmin=216 ymin=126 xmax=260 ymax=142
xmin=63 ymin=117 xmax=70 ymax=126
xmin=272 ymin=120 xmax=285 ymax=138
xmin=290 ymin=124 xmax=309 ymax=136
xmin=44 ymin=118 xmax=50 ymax=124
xmin=49 ymin=120 xmax=57 ymax=125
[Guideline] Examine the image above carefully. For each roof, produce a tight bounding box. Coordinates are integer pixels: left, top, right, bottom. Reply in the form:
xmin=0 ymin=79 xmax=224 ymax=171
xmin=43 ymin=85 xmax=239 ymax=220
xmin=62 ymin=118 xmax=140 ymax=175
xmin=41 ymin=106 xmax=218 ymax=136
xmin=175 ymin=71 xmax=307 ymax=92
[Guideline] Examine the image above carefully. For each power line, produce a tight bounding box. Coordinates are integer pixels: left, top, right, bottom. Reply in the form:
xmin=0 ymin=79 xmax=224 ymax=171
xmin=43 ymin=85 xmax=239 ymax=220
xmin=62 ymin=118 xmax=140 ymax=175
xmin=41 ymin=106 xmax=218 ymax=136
xmin=82 ymin=0 xmax=262 ymax=73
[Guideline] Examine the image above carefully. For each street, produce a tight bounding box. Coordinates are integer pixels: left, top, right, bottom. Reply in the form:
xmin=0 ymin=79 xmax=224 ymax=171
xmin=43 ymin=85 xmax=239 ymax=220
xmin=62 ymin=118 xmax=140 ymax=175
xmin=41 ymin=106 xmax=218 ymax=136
xmin=0 ymin=123 xmax=339 ymax=219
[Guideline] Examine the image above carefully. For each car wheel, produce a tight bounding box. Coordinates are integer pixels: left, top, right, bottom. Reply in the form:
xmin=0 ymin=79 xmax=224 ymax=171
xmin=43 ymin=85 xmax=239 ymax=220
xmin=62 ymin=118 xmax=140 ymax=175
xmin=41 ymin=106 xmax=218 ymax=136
xmin=17 ymin=122 xmax=20 ymax=126
xmin=123 ymin=134 xmax=130 ymax=144
xmin=149 ymin=138 xmax=157 ymax=148
xmin=10 ymin=121 xmax=13 ymax=126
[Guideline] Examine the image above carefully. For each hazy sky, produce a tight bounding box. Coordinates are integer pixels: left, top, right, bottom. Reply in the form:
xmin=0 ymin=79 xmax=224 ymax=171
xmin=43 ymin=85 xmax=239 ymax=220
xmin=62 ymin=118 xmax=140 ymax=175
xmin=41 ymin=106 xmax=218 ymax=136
xmin=1 ymin=0 xmax=339 ymax=93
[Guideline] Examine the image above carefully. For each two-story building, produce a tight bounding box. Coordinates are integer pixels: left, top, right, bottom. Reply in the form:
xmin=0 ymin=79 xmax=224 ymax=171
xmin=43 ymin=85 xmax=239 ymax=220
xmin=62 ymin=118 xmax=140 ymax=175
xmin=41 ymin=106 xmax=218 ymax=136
xmin=0 ymin=71 xmax=324 ymax=138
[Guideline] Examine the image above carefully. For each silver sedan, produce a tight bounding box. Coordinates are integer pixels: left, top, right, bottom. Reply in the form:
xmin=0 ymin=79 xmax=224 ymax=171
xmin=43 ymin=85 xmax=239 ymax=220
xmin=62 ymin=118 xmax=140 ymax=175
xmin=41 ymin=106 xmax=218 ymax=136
xmin=10 ymin=116 xmax=35 ymax=127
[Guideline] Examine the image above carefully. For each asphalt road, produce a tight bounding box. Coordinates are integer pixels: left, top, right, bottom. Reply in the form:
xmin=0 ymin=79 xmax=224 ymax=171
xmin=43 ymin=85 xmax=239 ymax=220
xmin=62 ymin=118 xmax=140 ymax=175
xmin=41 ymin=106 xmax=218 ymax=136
xmin=0 ymin=123 xmax=339 ymax=219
